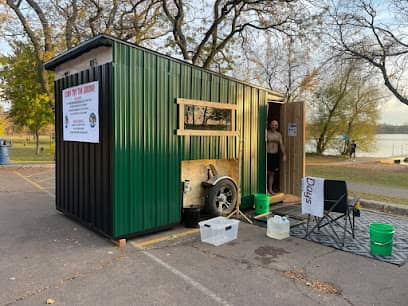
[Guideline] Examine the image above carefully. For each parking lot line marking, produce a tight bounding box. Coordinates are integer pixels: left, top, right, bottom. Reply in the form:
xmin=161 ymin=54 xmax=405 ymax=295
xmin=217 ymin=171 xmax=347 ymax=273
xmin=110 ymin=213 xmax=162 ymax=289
xmin=25 ymin=170 xmax=54 ymax=178
xmin=135 ymin=246 xmax=232 ymax=306
xmin=36 ymin=176 xmax=55 ymax=183
xmin=131 ymin=228 xmax=200 ymax=249
xmin=14 ymin=171 xmax=56 ymax=199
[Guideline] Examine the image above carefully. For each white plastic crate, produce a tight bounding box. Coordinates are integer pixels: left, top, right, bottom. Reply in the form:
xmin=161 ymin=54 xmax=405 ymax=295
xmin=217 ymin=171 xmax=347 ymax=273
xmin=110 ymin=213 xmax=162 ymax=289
xmin=198 ymin=217 xmax=239 ymax=246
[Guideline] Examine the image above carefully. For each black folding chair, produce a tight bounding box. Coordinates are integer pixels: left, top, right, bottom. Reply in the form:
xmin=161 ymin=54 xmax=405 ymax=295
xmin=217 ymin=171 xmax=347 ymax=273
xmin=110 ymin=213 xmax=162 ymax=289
xmin=305 ymin=180 xmax=360 ymax=247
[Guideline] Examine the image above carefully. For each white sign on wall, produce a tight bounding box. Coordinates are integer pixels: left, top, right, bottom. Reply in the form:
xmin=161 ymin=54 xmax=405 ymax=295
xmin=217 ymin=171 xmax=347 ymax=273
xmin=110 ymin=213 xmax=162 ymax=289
xmin=288 ymin=123 xmax=297 ymax=137
xmin=62 ymin=81 xmax=99 ymax=143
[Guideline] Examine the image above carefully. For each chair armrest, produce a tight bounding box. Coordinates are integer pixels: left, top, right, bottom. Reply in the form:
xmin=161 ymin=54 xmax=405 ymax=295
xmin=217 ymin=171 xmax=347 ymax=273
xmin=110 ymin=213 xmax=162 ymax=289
xmin=348 ymin=196 xmax=360 ymax=208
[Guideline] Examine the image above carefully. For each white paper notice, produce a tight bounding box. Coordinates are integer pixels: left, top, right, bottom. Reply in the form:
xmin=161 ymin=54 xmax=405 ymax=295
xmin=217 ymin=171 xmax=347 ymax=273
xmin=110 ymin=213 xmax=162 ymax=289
xmin=288 ymin=123 xmax=297 ymax=136
xmin=301 ymin=176 xmax=324 ymax=217
xmin=63 ymin=81 xmax=99 ymax=143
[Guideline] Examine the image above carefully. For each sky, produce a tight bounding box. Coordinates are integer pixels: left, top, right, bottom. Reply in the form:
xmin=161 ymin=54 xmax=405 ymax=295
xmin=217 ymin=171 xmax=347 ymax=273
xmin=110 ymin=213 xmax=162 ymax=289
xmin=380 ymin=97 xmax=408 ymax=125
xmin=374 ymin=2 xmax=408 ymax=124
xmin=0 ymin=40 xmax=10 ymax=55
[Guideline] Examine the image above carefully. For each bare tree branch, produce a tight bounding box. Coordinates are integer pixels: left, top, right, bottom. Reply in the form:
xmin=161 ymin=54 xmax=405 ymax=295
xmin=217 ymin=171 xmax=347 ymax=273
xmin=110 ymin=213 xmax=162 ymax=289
xmin=161 ymin=0 xmax=302 ymax=69
xmin=330 ymin=0 xmax=408 ymax=106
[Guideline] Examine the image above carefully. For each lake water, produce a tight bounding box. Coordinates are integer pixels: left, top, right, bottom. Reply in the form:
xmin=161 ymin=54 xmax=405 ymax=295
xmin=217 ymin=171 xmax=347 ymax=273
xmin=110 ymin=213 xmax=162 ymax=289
xmin=306 ymin=134 xmax=408 ymax=158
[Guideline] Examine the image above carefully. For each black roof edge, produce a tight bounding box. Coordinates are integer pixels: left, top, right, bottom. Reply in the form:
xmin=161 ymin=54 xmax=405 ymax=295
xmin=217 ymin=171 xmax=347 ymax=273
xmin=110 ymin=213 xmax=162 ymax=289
xmin=44 ymin=34 xmax=283 ymax=98
xmin=44 ymin=34 xmax=113 ymax=70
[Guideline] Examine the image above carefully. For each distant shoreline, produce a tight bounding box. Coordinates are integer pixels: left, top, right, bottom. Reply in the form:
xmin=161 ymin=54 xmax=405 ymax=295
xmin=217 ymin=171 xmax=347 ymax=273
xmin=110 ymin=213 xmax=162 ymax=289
xmin=376 ymin=132 xmax=408 ymax=134
xmin=377 ymin=124 xmax=408 ymax=134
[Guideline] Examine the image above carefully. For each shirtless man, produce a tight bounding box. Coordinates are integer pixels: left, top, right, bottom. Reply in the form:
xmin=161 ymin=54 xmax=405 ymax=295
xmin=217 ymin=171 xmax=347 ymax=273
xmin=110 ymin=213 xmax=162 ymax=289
xmin=267 ymin=120 xmax=286 ymax=195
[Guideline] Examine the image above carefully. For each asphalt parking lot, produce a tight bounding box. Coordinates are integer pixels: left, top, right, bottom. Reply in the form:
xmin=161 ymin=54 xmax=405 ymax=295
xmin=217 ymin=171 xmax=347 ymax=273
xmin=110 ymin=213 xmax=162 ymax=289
xmin=1 ymin=166 xmax=407 ymax=306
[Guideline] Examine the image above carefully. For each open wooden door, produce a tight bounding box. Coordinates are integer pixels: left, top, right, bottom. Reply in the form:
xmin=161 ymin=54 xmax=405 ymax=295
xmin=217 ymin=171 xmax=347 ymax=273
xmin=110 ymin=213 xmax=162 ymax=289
xmin=280 ymin=101 xmax=305 ymax=196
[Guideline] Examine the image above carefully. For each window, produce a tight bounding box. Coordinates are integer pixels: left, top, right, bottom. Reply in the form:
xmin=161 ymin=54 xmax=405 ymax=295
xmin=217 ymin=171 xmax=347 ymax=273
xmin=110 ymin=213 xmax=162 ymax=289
xmin=177 ymin=98 xmax=237 ymax=136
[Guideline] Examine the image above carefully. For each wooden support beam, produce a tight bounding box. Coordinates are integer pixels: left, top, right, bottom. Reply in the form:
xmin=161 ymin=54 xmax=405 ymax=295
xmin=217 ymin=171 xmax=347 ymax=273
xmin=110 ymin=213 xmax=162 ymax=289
xmin=111 ymin=238 xmax=126 ymax=248
xmin=269 ymin=192 xmax=285 ymax=204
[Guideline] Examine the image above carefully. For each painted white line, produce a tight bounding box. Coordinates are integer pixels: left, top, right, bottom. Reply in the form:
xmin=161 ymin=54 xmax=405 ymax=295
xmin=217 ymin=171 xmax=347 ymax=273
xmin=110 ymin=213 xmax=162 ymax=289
xmin=25 ymin=170 xmax=54 ymax=178
xmin=15 ymin=170 xmax=228 ymax=305
xmin=36 ymin=176 xmax=55 ymax=183
xmin=141 ymin=249 xmax=232 ymax=306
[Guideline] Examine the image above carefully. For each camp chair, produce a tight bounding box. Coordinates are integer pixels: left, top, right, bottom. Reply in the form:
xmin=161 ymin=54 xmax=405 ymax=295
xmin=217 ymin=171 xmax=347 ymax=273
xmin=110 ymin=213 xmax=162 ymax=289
xmin=305 ymin=180 xmax=360 ymax=247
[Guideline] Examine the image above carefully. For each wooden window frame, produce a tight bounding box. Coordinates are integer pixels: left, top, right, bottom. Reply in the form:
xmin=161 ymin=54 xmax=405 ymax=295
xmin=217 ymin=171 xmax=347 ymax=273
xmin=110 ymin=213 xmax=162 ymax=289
xmin=177 ymin=98 xmax=238 ymax=136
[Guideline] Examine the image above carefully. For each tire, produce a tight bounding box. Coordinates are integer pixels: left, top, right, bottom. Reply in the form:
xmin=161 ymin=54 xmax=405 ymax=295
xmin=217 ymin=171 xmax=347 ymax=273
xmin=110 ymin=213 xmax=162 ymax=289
xmin=205 ymin=179 xmax=237 ymax=216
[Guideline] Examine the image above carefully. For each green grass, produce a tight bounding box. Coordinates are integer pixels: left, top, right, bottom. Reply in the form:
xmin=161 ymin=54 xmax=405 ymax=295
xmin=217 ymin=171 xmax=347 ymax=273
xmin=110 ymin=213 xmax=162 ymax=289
xmin=8 ymin=136 xmax=54 ymax=163
xmin=306 ymin=165 xmax=408 ymax=189
xmin=306 ymin=155 xmax=408 ymax=205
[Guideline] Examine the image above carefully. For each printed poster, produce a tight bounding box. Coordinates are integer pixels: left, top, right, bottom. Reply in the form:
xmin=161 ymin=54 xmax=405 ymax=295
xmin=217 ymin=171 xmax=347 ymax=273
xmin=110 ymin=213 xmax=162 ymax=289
xmin=63 ymin=81 xmax=99 ymax=143
xmin=288 ymin=123 xmax=297 ymax=137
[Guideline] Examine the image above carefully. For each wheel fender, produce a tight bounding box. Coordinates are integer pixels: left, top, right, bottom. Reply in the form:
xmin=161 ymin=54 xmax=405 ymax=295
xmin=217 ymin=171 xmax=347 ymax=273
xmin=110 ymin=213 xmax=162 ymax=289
xmin=204 ymin=176 xmax=238 ymax=189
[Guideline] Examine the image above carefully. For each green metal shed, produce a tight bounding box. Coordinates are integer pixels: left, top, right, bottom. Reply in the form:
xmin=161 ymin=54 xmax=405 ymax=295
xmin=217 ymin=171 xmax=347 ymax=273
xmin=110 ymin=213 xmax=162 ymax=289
xmin=45 ymin=34 xmax=304 ymax=240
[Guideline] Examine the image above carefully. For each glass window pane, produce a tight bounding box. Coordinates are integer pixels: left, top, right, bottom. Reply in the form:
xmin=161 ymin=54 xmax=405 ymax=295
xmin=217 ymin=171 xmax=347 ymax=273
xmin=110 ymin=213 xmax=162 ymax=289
xmin=184 ymin=104 xmax=232 ymax=131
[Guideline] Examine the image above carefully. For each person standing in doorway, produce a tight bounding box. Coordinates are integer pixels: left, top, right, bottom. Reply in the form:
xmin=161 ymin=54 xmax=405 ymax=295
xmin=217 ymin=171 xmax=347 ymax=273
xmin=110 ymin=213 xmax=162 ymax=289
xmin=350 ymin=140 xmax=357 ymax=161
xmin=267 ymin=120 xmax=286 ymax=195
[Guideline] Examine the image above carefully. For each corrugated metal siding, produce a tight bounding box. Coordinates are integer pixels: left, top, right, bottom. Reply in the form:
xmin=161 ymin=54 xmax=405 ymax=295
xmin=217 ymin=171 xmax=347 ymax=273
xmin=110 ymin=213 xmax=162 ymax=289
xmin=55 ymin=63 xmax=113 ymax=236
xmin=112 ymin=42 xmax=268 ymax=236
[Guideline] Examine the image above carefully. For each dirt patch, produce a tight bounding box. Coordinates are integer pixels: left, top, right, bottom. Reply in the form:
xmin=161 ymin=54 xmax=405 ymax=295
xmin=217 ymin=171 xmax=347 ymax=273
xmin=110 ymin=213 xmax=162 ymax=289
xmin=254 ymin=246 xmax=289 ymax=258
xmin=307 ymin=156 xmax=407 ymax=174
xmin=283 ymin=269 xmax=341 ymax=295
xmin=341 ymin=161 xmax=407 ymax=173
xmin=253 ymin=246 xmax=290 ymax=265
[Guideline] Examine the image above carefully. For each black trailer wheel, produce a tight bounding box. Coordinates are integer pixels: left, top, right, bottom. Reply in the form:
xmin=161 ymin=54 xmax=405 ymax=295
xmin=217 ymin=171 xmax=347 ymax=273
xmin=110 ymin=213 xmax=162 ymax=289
xmin=205 ymin=179 xmax=237 ymax=216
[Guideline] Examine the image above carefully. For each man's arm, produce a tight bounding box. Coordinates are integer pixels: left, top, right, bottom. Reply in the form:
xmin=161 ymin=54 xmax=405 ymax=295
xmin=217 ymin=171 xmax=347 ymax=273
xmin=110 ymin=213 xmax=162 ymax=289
xmin=280 ymin=134 xmax=286 ymax=161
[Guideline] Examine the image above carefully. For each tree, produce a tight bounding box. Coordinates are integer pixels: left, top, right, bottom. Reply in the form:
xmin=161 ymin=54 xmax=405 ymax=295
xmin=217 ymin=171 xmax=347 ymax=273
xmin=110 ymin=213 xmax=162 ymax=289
xmin=247 ymin=34 xmax=320 ymax=102
xmin=2 ymin=0 xmax=169 ymax=51
xmin=0 ymin=105 xmax=6 ymax=136
xmin=1 ymin=0 xmax=168 ymax=114
xmin=329 ymin=0 xmax=408 ymax=106
xmin=0 ymin=41 xmax=53 ymax=154
xmin=51 ymin=0 xmax=168 ymax=48
xmin=5 ymin=0 xmax=54 ymax=110
xmin=161 ymin=0 xmax=309 ymax=70
xmin=308 ymin=61 xmax=380 ymax=154
xmin=309 ymin=64 xmax=353 ymax=154
xmin=338 ymin=74 xmax=380 ymax=155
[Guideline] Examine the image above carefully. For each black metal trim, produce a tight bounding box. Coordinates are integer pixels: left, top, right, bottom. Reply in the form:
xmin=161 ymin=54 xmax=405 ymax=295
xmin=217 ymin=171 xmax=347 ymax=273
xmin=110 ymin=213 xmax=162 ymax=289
xmin=55 ymin=62 xmax=113 ymax=236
